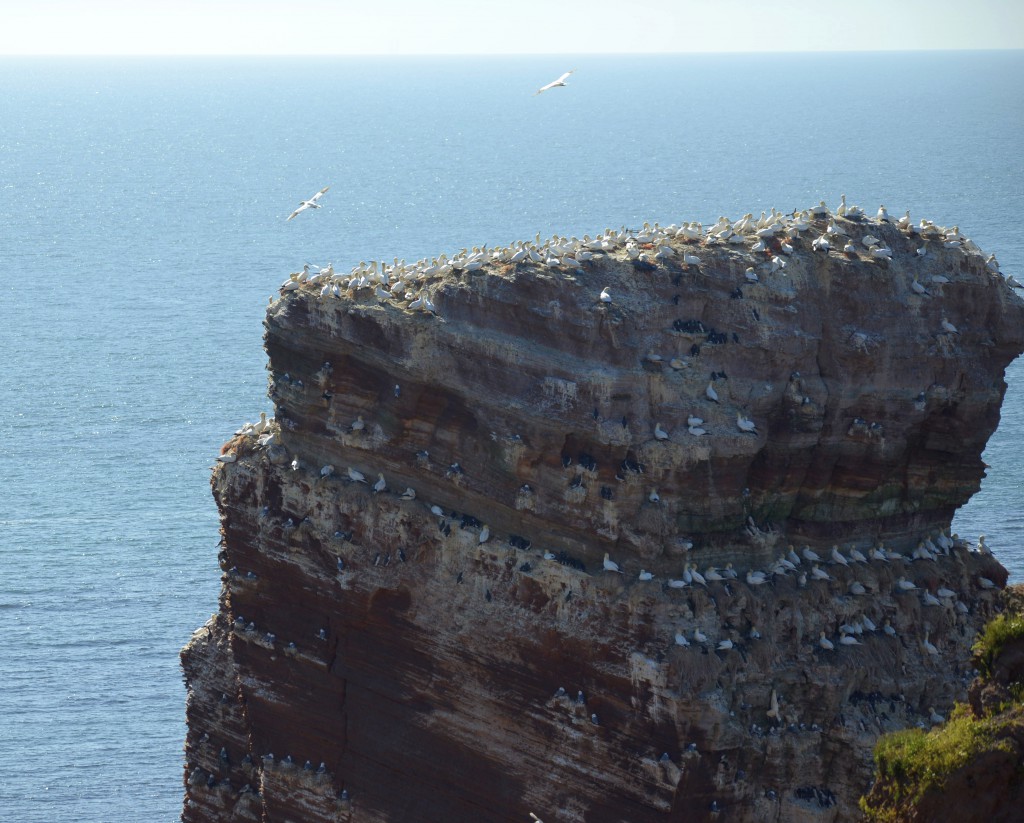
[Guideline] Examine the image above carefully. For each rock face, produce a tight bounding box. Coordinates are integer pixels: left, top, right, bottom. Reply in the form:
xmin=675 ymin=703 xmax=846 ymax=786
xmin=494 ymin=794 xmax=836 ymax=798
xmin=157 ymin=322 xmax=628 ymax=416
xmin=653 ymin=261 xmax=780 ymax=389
xmin=182 ymin=208 xmax=1024 ymax=822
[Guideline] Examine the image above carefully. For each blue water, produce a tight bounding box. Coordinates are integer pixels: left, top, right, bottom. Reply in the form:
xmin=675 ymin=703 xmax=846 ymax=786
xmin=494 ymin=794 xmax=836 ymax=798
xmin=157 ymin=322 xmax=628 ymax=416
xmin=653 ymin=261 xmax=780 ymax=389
xmin=1 ymin=52 xmax=1022 ymax=822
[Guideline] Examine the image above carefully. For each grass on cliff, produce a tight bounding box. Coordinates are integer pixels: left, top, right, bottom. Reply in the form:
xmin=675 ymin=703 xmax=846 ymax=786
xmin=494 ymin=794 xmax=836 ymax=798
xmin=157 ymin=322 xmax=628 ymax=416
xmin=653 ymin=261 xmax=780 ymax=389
xmin=859 ymin=708 xmax=1015 ymax=822
xmin=972 ymin=609 xmax=1024 ymax=678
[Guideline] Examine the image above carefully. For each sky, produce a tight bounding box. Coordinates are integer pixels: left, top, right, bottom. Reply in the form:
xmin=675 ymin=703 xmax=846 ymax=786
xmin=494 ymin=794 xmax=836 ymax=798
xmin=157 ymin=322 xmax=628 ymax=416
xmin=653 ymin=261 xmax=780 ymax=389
xmin=1 ymin=0 xmax=1022 ymax=55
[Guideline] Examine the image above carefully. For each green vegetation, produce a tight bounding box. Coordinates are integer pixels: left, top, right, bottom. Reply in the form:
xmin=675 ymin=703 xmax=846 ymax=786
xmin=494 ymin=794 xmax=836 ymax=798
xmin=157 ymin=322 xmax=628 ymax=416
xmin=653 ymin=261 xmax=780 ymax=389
xmin=860 ymin=714 xmax=1015 ymax=821
xmin=972 ymin=610 xmax=1024 ymax=678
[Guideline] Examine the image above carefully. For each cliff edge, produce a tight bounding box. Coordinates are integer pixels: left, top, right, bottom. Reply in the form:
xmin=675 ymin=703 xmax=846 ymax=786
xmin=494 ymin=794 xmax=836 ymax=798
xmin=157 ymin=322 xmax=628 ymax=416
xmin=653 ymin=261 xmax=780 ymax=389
xmin=182 ymin=205 xmax=1024 ymax=822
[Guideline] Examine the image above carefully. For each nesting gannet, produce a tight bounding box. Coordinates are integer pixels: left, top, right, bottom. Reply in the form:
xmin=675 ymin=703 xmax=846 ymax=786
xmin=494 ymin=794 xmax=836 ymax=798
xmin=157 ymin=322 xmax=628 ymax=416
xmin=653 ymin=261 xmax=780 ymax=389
xmin=830 ymin=545 xmax=849 ymax=566
xmin=534 ymin=70 xmax=574 ymax=96
xmin=319 ymin=464 xmax=334 ymax=477
xmin=287 ymin=186 xmax=329 ymax=221
xmin=883 ymin=619 xmax=897 ymax=637
xmin=687 ymin=415 xmax=704 ymax=427
xmin=849 ymin=546 xmax=868 ymax=564
xmin=940 ymin=316 xmax=959 ymax=335
xmin=694 ymin=628 xmax=708 ymax=644
xmin=717 ymin=638 xmax=734 ymax=651
xmin=767 ymin=689 xmax=781 ymax=720
xmin=400 ymin=487 xmax=416 ymax=500
xmin=479 ymin=524 xmax=490 ymax=544
xmin=811 ymin=235 xmax=830 ymax=252
xmin=802 ymin=546 xmax=821 ymax=563
xmin=877 ymin=205 xmax=890 ymax=222
xmin=848 ymin=581 xmax=867 ymax=596
xmin=929 ymin=707 xmax=945 ymax=725
xmin=861 ymin=615 xmax=877 ymax=632
xmin=674 ymin=631 xmax=690 ymax=646
xmin=648 ymin=489 xmax=661 ymax=503
xmin=736 ymin=413 xmax=757 ymax=434
xmin=688 ymin=425 xmax=707 ymax=436
xmin=654 ymin=422 xmax=670 ymax=441
xmin=921 ymin=630 xmax=939 ymax=655
xmin=373 ymin=473 xmax=386 ymax=493
xmin=215 ymin=453 xmax=237 ymax=463
xmin=599 ymin=287 xmax=612 ymax=303
xmin=603 ymin=552 xmax=623 ymax=573
xmin=811 ymin=564 xmax=831 ymax=581
xmin=818 ymin=632 xmax=835 ymax=651
xmin=895 ymin=576 xmax=918 ymax=591
xmin=922 ymin=591 xmax=942 ymax=607
xmin=638 ymin=569 xmax=654 ymax=581
xmin=978 ymin=576 xmax=996 ymax=590
xmin=706 ymin=382 xmax=720 ymax=403
xmin=839 ymin=633 xmax=862 ymax=645
xmin=347 ymin=467 xmax=366 ymax=483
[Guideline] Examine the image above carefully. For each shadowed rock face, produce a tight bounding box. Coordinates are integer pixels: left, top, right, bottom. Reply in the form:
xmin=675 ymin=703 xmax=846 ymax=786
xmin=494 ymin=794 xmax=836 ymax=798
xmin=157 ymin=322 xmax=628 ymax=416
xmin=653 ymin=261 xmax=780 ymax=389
xmin=182 ymin=209 xmax=1023 ymax=822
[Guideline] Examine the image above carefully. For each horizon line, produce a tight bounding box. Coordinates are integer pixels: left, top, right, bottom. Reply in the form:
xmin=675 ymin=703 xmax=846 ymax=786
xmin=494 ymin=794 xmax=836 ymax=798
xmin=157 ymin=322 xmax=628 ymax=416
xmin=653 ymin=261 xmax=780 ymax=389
xmin=2 ymin=46 xmax=1023 ymax=58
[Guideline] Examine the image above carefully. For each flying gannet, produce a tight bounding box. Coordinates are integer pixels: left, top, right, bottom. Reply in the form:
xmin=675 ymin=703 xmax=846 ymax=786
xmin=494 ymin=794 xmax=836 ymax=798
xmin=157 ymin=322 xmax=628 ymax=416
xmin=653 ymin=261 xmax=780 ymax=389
xmin=287 ymin=186 xmax=329 ymax=221
xmin=534 ymin=70 xmax=574 ymax=96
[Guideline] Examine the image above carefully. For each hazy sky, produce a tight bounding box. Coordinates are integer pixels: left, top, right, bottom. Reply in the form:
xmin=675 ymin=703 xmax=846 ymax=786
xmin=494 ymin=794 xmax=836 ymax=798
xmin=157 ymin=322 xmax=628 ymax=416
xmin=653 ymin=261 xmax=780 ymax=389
xmin=2 ymin=0 xmax=1022 ymax=55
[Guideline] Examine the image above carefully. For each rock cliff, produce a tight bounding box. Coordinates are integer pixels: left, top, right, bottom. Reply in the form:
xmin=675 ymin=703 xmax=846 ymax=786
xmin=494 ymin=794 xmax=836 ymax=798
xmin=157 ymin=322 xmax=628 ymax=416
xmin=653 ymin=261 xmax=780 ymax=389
xmin=182 ymin=205 xmax=1024 ymax=822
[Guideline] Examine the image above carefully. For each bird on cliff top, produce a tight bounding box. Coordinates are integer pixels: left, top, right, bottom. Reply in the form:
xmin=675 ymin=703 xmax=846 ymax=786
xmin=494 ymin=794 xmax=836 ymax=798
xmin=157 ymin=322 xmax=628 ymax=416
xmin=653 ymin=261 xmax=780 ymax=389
xmin=940 ymin=316 xmax=960 ymax=335
xmin=373 ymin=473 xmax=386 ymax=493
xmin=705 ymin=382 xmax=720 ymax=403
xmin=287 ymin=186 xmax=329 ymax=221
xmin=603 ymin=552 xmax=623 ymax=573
xmin=599 ymin=287 xmax=612 ymax=303
xmin=675 ymin=631 xmax=690 ymax=646
xmin=830 ymin=545 xmax=849 ymax=566
xmin=400 ymin=487 xmax=416 ymax=500
xmin=694 ymin=628 xmax=708 ymax=644
xmin=818 ymin=632 xmax=835 ymax=651
xmin=736 ymin=412 xmax=757 ymax=434
xmin=638 ymin=569 xmax=654 ymax=581
xmin=215 ymin=452 xmax=237 ymax=463
xmin=347 ymin=467 xmax=366 ymax=483
xmin=717 ymin=638 xmax=734 ymax=651
xmin=654 ymin=422 xmax=670 ymax=441
xmin=534 ymin=69 xmax=574 ymax=96
xmin=802 ymin=546 xmax=821 ymax=563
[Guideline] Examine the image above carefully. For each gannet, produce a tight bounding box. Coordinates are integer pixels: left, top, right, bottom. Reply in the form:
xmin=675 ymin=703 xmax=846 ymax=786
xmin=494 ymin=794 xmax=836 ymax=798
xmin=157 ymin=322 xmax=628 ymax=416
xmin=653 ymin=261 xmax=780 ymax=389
xmin=319 ymin=464 xmax=334 ymax=477
xmin=534 ymin=70 xmax=574 ymax=96
xmin=929 ymin=707 xmax=945 ymax=725
xmin=638 ymin=570 xmax=654 ymax=581
xmin=767 ymin=689 xmax=781 ymax=720
xmin=922 ymin=591 xmax=942 ymax=607
xmin=400 ymin=487 xmax=416 ymax=500
xmin=802 ymin=546 xmax=821 ymax=563
xmin=877 ymin=205 xmax=890 ymax=222
xmin=287 ymin=186 xmax=329 ymax=221
xmin=717 ymin=638 xmax=734 ymax=650
xmin=479 ymin=525 xmax=490 ymax=544
xmin=839 ymin=633 xmax=862 ymax=645
xmin=736 ymin=413 xmax=757 ymax=433
xmin=648 ymin=489 xmax=660 ymax=503
xmin=849 ymin=546 xmax=868 ymax=564
xmin=654 ymin=422 xmax=670 ymax=441
xmin=694 ymin=628 xmax=708 ymax=644
xmin=215 ymin=453 xmax=236 ymax=463
xmin=883 ymin=619 xmax=897 ymax=637
xmin=705 ymin=382 xmax=720 ymax=403
xmin=848 ymin=581 xmax=867 ymax=595
xmin=940 ymin=316 xmax=959 ymax=335
xmin=921 ymin=630 xmax=939 ymax=655
xmin=603 ymin=552 xmax=623 ymax=573
xmin=861 ymin=615 xmax=877 ymax=632
xmin=811 ymin=564 xmax=831 ymax=581
xmin=347 ymin=467 xmax=366 ymax=483
xmin=895 ymin=576 xmax=918 ymax=591
xmin=599 ymin=287 xmax=612 ymax=303
xmin=818 ymin=632 xmax=835 ymax=651
xmin=978 ymin=576 xmax=996 ymax=590
xmin=687 ymin=415 xmax=704 ymax=427
xmin=830 ymin=545 xmax=849 ymax=566
xmin=674 ymin=631 xmax=690 ymax=646
xmin=373 ymin=474 xmax=386 ymax=493
xmin=811 ymin=235 xmax=830 ymax=252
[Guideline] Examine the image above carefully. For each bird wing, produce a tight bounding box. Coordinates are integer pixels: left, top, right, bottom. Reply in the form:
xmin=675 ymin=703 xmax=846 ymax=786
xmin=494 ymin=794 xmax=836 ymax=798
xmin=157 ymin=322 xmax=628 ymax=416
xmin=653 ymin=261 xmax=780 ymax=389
xmin=309 ymin=186 xmax=329 ymax=203
xmin=286 ymin=203 xmax=308 ymax=221
xmin=556 ymin=71 xmax=573 ymax=83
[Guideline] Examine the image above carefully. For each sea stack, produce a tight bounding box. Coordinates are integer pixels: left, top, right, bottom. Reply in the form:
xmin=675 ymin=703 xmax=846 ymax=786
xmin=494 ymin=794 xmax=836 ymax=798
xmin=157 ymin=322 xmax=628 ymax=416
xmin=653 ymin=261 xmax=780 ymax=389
xmin=183 ymin=205 xmax=1024 ymax=821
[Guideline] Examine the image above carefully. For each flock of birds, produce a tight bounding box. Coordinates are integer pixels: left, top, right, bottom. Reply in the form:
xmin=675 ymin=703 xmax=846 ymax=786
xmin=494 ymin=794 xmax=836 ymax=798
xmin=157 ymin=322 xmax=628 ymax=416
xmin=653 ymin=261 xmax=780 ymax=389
xmin=277 ymin=190 xmax=1021 ymax=328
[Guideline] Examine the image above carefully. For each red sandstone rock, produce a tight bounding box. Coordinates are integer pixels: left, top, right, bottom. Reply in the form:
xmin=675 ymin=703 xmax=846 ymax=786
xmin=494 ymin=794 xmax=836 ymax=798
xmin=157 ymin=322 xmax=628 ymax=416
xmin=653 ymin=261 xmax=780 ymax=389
xmin=183 ymin=209 xmax=1024 ymax=822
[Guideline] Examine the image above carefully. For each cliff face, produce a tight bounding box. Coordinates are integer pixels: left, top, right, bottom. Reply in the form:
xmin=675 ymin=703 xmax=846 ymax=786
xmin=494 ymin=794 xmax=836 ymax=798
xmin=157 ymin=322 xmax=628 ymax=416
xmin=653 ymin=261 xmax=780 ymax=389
xmin=182 ymin=208 xmax=1024 ymax=822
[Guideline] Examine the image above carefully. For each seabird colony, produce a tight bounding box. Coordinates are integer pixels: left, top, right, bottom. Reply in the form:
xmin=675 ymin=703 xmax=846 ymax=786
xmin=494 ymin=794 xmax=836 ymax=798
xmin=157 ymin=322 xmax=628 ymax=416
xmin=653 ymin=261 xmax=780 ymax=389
xmin=237 ymin=195 xmax=1013 ymax=713
xmin=278 ymin=195 xmax=1021 ymax=313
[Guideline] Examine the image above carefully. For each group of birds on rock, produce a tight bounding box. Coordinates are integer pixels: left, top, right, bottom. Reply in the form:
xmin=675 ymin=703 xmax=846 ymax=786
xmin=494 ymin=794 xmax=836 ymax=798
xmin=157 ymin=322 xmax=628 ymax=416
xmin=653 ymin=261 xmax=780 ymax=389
xmin=274 ymin=194 xmax=1021 ymax=324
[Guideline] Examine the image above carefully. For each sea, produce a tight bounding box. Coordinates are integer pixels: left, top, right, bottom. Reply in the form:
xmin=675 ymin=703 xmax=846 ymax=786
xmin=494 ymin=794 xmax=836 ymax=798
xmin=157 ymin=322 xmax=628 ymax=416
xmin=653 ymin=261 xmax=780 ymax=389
xmin=0 ymin=52 xmax=1022 ymax=822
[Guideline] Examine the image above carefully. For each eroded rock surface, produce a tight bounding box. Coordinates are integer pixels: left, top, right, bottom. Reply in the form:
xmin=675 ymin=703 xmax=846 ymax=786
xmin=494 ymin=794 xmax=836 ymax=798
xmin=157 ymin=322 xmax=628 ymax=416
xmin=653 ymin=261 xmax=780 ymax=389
xmin=182 ymin=208 xmax=1024 ymax=822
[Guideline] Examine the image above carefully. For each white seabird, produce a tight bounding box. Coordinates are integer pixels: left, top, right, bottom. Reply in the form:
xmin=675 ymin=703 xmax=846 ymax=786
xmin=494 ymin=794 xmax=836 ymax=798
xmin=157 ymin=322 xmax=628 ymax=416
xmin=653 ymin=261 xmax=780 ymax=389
xmin=287 ymin=186 xmax=329 ymax=221
xmin=479 ymin=524 xmax=490 ymax=544
xmin=373 ymin=473 xmax=386 ymax=493
xmin=674 ymin=631 xmax=690 ymax=646
xmin=705 ymin=382 xmax=720 ymax=403
xmin=215 ymin=453 xmax=237 ymax=463
xmin=638 ymin=569 xmax=654 ymax=581
xmin=603 ymin=552 xmax=623 ymax=573
xmin=347 ymin=467 xmax=366 ymax=483
xmin=654 ymin=422 xmax=670 ymax=441
xmin=736 ymin=412 xmax=757 ymax=434
xmin=818 ymin=632 xmax=835 ymax=651
xmin=534 ymin=70 xmax=574 ymax=96
xmin=599 ymin=287 xmax=612 ymax=303
xmin=940 ymin=316 xmax=959 ymax=335
xmin=400 ymin=487 xmax=416 ymax=500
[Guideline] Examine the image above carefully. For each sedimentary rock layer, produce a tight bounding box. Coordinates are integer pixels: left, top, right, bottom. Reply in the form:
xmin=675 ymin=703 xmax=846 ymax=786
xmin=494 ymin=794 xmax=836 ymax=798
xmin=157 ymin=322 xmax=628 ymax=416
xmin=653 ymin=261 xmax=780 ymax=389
xmin=183 ymin=207 xmax=1023 ymax=822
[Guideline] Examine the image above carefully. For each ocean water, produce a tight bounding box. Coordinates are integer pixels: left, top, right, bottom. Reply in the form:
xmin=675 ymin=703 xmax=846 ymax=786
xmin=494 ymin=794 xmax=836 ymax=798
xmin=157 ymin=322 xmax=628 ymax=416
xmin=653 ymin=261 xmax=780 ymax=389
xmin=0 ymin=52 xmax=1022 ymax=821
